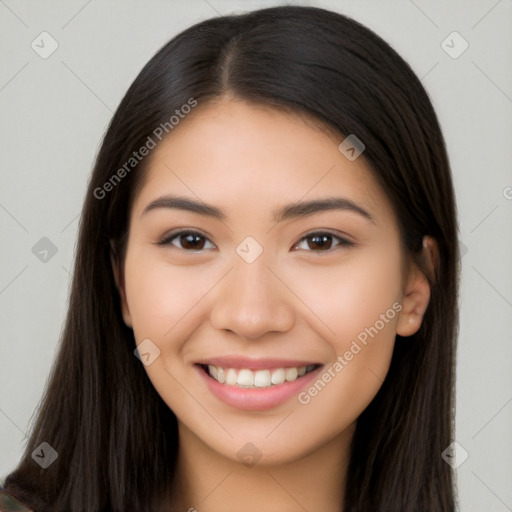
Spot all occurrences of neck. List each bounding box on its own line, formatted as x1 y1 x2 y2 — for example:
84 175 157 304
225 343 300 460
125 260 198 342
166 422 355 512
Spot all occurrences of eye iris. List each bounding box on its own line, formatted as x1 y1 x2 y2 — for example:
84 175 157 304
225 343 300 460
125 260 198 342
181 233 205 250
309 234 332 251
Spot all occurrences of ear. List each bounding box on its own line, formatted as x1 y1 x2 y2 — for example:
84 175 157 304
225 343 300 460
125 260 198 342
109 240 133 328
396 236 437 337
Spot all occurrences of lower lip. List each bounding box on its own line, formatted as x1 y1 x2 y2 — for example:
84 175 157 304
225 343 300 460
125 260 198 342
195 365 323 411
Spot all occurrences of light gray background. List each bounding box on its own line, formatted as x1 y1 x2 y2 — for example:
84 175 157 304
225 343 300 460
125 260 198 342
1 1 511 510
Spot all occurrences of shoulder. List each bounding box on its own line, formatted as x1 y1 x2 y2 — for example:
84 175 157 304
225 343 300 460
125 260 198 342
0 488 34 511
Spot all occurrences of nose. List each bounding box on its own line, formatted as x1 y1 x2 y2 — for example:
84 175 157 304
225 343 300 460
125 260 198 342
210 254 296 341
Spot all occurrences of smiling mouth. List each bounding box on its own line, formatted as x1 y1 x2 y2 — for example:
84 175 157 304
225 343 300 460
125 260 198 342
198 363 322 389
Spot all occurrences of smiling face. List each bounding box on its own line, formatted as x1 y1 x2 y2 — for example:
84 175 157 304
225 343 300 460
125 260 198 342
113 98 431 468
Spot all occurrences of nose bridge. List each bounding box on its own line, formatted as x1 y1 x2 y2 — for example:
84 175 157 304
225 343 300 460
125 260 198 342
210 246 295 340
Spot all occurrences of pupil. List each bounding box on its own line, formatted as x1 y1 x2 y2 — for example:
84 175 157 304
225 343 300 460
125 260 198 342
310 234 331 250
183 234 203 250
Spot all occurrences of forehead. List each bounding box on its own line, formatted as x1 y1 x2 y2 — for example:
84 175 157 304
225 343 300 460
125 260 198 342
132 99 394 225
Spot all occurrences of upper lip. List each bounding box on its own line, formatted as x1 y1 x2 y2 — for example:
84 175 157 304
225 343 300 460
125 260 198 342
196 356 321 370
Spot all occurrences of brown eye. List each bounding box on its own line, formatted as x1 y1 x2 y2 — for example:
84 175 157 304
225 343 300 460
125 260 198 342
156 230 215 251
307 233 334 251
294 232 355 252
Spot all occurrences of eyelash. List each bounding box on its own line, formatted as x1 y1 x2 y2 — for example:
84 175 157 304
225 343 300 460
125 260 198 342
155 229 355 253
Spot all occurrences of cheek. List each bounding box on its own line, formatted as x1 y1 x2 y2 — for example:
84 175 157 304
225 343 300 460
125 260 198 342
289 249 402 402
288 248 403 343
123 252 202 342
123 254 208 407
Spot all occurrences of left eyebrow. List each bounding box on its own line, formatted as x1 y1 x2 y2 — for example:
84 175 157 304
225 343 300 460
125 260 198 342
271 196 376 225
141 194 376 225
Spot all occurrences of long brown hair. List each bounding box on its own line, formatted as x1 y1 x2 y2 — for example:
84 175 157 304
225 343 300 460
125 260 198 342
2 6 460 511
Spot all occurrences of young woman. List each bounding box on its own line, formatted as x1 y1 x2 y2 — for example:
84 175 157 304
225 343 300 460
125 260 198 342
1 5 460 511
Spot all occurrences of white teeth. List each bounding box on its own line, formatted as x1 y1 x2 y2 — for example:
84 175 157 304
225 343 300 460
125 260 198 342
270 368 285 385
253 370 271 387
237 369 254 387
205 365 315 388
208 365 218 379
285 367 298 381
226 368 238 385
